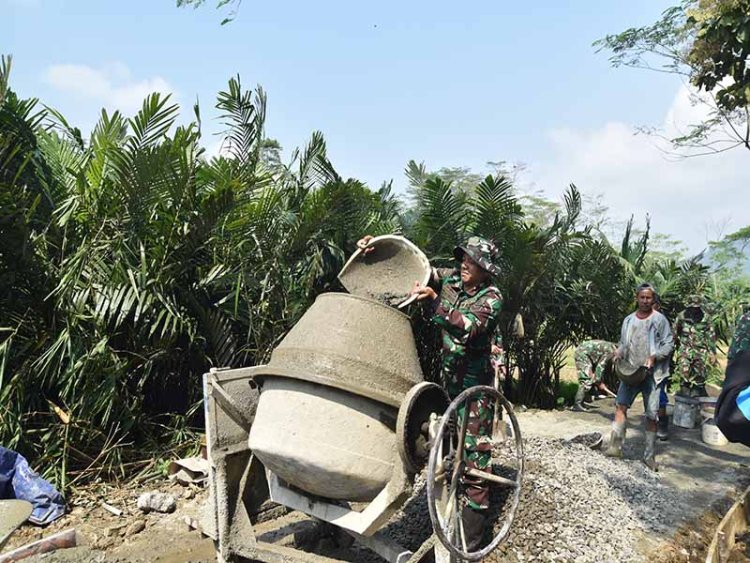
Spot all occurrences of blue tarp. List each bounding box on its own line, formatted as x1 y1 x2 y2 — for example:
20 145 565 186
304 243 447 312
0 447 65 525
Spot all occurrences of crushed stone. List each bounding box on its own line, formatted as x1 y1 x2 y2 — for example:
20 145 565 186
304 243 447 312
377 435 687 562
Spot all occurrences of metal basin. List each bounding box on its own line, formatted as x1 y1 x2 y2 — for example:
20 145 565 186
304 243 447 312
248 377 397 501
338 235 431 307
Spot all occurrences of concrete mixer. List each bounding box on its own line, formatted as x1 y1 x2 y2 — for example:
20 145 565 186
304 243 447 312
202 235 524 562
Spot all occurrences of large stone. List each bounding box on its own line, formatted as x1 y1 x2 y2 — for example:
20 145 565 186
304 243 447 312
136 492 176 514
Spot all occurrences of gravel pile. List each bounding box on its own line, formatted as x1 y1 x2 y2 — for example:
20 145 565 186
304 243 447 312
487 436 679 562
379 435 685 563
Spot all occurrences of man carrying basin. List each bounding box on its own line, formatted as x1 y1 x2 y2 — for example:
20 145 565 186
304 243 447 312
357 235 503 551
604 283 673 471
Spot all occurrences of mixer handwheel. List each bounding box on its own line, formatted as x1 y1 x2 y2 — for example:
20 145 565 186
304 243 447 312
425 385 523 561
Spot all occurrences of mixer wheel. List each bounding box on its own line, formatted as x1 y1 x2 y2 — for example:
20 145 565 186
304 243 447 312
425 385 524 561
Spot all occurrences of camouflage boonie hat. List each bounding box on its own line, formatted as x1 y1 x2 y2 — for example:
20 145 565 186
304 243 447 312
686 294 703 308
454 236 501 276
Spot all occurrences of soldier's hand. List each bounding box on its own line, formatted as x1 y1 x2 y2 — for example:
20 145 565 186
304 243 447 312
411 281 437 302
357 235 375 255
613 348 622 360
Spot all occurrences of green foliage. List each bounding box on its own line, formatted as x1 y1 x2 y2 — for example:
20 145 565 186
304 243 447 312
176 0 241 24
405 172 632 406
0 66 398 489
689 0 750 111
595 1 750 154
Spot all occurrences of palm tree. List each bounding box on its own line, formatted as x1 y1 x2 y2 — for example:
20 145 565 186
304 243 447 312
0 70 402 488
406 169 629 405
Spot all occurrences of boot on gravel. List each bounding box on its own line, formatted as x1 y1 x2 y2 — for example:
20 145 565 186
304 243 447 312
604 423 626 458
642 430 659 471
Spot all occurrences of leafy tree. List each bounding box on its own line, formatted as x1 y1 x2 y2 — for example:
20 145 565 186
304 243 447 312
176 0 241 24
595 1 750 155
0 66 398 488
708 224 750 275
406 173 633 406
688 0 750 112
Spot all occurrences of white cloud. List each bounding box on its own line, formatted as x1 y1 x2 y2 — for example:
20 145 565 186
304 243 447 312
535 84 750 254
43 63 174 116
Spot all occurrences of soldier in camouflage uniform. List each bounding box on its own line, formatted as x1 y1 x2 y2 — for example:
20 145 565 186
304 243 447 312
672 295 717 396
573 340 616 411
410 236 502 551
728 310 750 365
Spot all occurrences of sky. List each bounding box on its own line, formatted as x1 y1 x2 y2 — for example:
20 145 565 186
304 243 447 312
4 0 749 253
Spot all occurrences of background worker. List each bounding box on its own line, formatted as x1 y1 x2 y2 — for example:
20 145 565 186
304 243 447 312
604 283 673 471
672 295 717 398
572 340 617 412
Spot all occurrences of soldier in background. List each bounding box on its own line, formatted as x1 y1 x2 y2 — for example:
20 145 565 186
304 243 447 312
572 340 616 412
672 295 717 397
491 331 506 383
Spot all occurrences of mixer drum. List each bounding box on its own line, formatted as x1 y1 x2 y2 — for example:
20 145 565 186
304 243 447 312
247 292 424 501
256 292 424 407
249 377 397 501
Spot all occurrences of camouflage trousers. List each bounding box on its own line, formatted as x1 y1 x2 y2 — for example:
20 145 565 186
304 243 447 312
456 393 494 510
576 360 605 392
675 354 709 388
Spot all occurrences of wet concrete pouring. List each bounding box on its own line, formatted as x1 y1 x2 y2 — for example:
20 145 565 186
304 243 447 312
6 398 749 562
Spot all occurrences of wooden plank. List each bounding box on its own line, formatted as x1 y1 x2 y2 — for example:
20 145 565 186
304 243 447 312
706 485 750 563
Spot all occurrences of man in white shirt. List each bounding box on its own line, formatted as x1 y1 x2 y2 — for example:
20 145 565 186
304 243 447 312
604 283 674 471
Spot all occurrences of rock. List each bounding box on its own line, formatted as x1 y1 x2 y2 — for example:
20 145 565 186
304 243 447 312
104 524 126 538
126 519 146 536
95 536 116 550
136 491 176 514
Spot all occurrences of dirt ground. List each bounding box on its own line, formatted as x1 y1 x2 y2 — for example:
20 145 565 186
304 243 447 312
2 480 216 562
3 397 749 562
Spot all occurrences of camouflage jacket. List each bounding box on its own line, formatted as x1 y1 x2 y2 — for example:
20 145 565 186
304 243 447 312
575 340 616 366
728 311 750 364
431 268 503 395
673 312 717 356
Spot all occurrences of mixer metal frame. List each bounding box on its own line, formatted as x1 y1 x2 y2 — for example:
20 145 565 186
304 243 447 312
204 367 442 563
204 367 522 563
